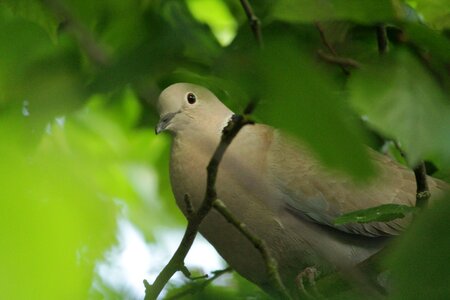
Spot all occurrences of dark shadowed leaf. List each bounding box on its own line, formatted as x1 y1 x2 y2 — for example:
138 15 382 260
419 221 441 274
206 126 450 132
389 195 450 299
405 23 450 63
2 0 59 41
271 0 405 24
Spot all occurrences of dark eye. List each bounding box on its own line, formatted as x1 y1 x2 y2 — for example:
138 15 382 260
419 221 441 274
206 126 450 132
186 92 196 104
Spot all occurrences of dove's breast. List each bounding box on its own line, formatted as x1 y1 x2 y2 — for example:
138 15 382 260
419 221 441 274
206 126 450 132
168 125 293 285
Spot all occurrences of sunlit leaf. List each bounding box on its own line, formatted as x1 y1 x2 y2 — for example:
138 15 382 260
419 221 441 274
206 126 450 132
407 0 450 29
186 0 238 46
0 141 118 300
334 204 417 225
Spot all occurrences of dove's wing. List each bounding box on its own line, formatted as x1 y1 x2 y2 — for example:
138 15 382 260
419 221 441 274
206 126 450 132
266 130 420 237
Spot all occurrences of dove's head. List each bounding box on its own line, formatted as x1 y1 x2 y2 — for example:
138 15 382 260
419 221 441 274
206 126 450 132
156 83 233 135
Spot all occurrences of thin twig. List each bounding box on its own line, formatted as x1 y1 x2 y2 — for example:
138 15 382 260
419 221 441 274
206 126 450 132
315 22 350 75
144 101 260 300
183 194 195 218
180 265 190 278
393 142 430 208
213 199 291 299
317 50 362 69
315 22 338 57
167 267 232 300
413 163 431 208
239 0 263 47
144 215 201 299
376 24 388 55
295 267 323 299
42 0 110 67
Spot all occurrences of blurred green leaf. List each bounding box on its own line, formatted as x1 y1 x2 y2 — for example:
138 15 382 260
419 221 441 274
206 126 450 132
334 204 417 225
213 26 375 179
0 13 56 103
271 0 405 24
62 0 148 52
405 23 450 63
186 0 238 46
404 23 450 92
256 34 375 179
161 0 222 64
0 140 118 300
1 0 59 41
0 88 182 299
89 1 222 94
349 49 450 166
407 0 450 29
388 195 450 299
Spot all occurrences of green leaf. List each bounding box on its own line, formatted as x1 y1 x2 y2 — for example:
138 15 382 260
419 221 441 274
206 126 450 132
161 0 222 63
404 23 450 63
62 0 148 51
1 0 60 42
256 34 375 180
0 139 118 300
348 49 450 166
334 204 417 225
404 23 450 93
271 0 405 24
408 0 450 29
186 0 238 46
388 195 450 299
0 14 56 101
214 27 375 179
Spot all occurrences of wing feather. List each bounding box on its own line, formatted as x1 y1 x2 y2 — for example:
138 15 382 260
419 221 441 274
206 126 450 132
267 131 421 237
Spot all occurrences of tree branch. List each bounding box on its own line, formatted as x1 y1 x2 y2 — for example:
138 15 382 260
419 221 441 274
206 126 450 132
413 163 431 208
394 142 431 208
166 267 232 300
376 24 388 55
315 22 351 75
183 194 195 218
239 0 263 47
315 22 339 57
317 49 362 69
144 100 288 299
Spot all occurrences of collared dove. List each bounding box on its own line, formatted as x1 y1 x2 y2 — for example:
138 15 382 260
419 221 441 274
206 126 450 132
155 82 447 292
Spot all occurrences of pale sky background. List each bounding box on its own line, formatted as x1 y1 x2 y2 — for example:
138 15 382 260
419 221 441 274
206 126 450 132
94 218 227 299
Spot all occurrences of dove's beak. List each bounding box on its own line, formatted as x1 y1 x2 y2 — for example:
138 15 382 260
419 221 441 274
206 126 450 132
155 112 177 134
